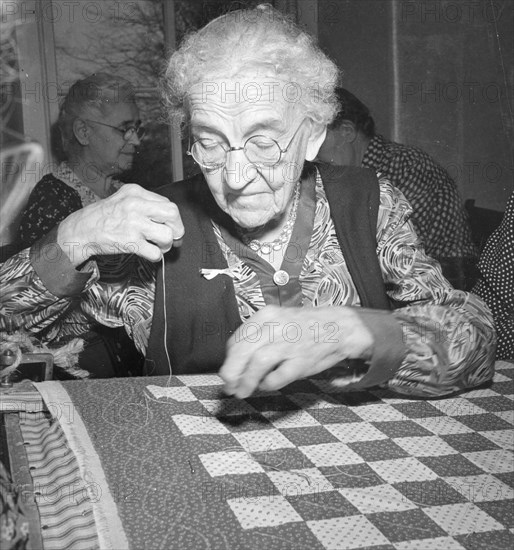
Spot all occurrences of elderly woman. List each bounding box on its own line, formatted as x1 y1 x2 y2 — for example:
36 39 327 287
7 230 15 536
14 73 145 378
18 73 144 248
1 5 495 396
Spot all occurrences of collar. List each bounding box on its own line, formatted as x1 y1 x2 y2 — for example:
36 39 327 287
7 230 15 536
53 161 122 206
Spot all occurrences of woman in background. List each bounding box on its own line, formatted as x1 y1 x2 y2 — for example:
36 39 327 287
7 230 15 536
17 73 145 378
18 73 144 247
316 87 477 290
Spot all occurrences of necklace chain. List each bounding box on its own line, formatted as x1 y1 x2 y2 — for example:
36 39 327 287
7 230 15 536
238 181 301 255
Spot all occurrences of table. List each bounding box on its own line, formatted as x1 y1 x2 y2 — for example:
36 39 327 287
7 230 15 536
1 361 513 549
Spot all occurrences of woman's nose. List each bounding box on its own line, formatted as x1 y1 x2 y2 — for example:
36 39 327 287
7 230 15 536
127 130 141 146
223 148 258 189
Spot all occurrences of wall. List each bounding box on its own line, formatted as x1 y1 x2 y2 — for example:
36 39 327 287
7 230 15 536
318 0 513 211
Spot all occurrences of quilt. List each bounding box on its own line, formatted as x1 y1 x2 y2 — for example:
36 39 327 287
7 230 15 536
24 360 514 549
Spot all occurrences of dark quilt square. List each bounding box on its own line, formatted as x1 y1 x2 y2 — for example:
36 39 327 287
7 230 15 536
391 401 445 419
476 500 514 528
367 509 447 542
280 379 322 394
495 472 514 489
455 529 514 550
333 391 383 407
201 471 280 501
372 420 434 438
319 463 385 488
215 411 273 432
418 454 485 477
465 396 514 412
348 439 409 462
490 381 514 394
393 479 467 506
190 385 227 400
279 426 340 446
286 490 359 520
246 394 299 412
252 447 315 471
491 379 514 395
441 433 502 453
452 413 512 432
309 406 363 424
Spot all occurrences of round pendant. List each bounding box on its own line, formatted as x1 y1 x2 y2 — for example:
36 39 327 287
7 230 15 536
273 270 290 286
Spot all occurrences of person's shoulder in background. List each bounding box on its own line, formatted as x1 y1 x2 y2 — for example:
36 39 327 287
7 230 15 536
472 192 514 360
17 173 83 250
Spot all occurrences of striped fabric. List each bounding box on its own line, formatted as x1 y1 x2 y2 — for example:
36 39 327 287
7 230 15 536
19 411 99 549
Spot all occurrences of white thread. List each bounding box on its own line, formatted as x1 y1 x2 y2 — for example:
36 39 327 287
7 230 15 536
161 255 172 381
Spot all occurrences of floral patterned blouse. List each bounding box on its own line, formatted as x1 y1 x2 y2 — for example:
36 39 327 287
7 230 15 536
1 172 496 397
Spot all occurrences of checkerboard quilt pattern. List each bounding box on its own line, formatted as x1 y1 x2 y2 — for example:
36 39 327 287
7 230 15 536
147 362 514 550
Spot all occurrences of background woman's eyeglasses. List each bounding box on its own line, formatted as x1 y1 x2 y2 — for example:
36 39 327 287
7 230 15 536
83 118 146 141
187 120 305 169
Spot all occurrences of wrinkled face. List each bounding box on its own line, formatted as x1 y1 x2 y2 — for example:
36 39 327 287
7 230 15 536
83 101 141 176
188 78 325 229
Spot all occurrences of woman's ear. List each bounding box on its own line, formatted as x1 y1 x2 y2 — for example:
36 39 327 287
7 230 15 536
305 122 327 161
340 120 357 143
73 118 90 146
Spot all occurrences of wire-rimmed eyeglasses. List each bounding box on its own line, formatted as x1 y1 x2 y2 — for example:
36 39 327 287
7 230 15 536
187 120 306 169
83 118 146 141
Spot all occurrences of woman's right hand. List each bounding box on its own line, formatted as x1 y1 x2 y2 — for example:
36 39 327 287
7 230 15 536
57 184 184 266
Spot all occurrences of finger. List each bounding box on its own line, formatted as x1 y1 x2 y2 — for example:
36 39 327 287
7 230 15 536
219 348 250 396
117 184 171 203
133 239 166 262
232 345 284 399
172 237 184 248
172 227 185 249
220 322 268 395
258 358 307 392
149 204 185 244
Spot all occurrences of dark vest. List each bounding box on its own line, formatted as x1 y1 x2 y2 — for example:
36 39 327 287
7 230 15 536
145 164 390 375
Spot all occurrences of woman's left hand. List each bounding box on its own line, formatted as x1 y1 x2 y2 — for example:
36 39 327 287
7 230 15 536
219 305 374 398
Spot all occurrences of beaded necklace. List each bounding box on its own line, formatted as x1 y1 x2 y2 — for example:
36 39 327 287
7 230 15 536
237 180 301 255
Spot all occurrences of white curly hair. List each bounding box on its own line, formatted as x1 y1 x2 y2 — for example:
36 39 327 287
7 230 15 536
162 3 340 132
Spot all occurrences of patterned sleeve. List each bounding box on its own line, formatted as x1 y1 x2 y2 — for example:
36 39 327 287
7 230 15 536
0 238 155 355
375 179 496 396
0 247 94 335
0 241 102 340
18 176 83 249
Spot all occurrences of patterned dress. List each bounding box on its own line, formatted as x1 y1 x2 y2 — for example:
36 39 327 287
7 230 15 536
0 171 496 396
472 193 514 359
18 162 121 249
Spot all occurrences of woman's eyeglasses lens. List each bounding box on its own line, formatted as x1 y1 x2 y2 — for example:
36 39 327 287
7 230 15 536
191 136 281 168
124 126 145 141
